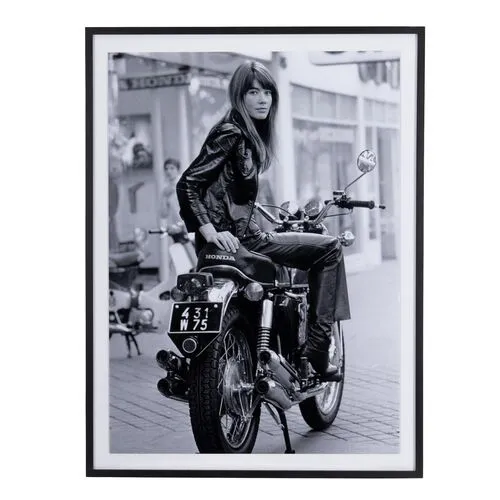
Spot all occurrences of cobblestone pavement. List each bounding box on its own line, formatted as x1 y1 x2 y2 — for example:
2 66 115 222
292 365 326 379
109 260 401 454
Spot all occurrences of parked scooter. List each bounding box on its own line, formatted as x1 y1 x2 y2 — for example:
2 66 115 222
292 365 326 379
109 222 197 357
109 227 149 357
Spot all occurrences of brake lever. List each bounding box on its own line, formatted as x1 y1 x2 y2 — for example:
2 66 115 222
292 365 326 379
323 210 353 219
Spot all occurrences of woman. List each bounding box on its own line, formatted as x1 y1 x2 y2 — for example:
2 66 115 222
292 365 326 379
176 61 350 377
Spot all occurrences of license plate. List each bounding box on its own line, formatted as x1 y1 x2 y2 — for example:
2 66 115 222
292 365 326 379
169 302 223 334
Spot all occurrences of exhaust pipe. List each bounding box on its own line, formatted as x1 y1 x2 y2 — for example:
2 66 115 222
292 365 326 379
255 378 293 410
258 349 300 386
257 348 338 408
156 350 189 403
156 349 183 372
157 377 188 403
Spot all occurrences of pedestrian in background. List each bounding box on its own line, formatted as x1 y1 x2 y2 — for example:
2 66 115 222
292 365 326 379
161 157 197 269
161 157 182 225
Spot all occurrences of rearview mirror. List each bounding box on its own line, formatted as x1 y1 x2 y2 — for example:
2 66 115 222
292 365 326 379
357 149 377 173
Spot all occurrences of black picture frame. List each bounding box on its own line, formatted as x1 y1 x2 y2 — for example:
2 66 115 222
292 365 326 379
86 26 424 478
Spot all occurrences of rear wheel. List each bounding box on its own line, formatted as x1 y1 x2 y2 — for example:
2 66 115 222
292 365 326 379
188 307 260 453
299 322 345 430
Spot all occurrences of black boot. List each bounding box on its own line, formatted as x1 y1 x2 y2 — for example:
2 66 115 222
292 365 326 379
303 345 338 377
304 262 340 377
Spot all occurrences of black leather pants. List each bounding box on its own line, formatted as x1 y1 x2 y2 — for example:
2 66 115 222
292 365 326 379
242 231 351 350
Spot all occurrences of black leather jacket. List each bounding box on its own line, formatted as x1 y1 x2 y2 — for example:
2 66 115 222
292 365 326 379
177 112 262 240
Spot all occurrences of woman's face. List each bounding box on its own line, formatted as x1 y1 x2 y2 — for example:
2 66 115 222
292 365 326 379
243 80 273 120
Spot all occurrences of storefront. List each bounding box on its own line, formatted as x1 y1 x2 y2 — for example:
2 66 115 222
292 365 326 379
110 51 400 274
364 98 400 260
110 53 273 272
291 85 360 257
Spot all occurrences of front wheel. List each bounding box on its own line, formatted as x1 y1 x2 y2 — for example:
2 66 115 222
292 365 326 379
299 322 345 430
188 306 260 453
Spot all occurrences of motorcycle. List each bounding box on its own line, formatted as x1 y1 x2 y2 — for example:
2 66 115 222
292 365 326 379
155 150 385 453
109 222 197 357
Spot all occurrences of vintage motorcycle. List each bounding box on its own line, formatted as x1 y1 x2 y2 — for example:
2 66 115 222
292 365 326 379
155 150 385 453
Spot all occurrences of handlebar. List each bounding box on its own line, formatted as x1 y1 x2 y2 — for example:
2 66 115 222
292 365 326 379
349 199 375 209
254 195 385 231
254 203 280 224
149 222 187 236
340 199 387 210
339 199 375 209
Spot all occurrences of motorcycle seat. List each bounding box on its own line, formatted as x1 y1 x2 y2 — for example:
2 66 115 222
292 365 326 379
109 249 144 269
196 242 280 285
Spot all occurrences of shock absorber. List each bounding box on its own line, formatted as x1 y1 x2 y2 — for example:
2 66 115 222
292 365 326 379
257 297 274 354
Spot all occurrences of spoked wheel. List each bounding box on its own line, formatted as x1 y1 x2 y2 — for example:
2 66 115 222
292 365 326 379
188 307 260 453
299 322 345 430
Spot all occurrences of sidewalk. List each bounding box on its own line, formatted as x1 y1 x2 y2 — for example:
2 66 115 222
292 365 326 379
109 260 401 454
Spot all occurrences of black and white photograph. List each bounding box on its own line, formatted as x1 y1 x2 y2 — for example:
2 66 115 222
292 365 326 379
88 28 424 477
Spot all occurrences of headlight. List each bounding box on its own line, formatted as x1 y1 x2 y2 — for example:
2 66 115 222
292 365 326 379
339 231 355 247
303 199 323 217
243 282 264 302
138 309 154 325
134 227 148 246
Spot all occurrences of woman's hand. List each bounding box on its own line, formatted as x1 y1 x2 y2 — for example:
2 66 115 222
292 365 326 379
199 223 240 253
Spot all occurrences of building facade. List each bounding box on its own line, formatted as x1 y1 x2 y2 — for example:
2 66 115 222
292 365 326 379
109 51 400 274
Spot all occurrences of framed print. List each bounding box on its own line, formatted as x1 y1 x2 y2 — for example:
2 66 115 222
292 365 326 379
87 27 424 477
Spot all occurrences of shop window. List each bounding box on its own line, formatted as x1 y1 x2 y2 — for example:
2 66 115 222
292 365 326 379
365 126 373 149
387 102 400 124
337 94 357 120
313 90 337 119
189 86 229 157
374 100 386 122
364 126 377 193
365 99 399 126
377 128 398 259
112 114 158 264
293 119 359 255
365 126 378 240
364 99 374 122
291 85 313 116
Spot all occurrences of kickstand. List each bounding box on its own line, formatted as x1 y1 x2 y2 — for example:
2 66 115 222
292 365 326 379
263 403 295 454
277 409 295 454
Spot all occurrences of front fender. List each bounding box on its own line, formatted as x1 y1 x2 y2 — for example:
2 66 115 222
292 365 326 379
206 279 239 317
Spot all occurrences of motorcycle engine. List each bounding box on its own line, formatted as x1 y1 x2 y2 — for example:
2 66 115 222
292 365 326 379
271 294 307 360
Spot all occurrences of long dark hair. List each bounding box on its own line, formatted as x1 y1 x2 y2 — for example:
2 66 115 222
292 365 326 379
215 61 279 172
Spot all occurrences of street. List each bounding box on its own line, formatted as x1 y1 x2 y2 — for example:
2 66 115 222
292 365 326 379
109 260 400 454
